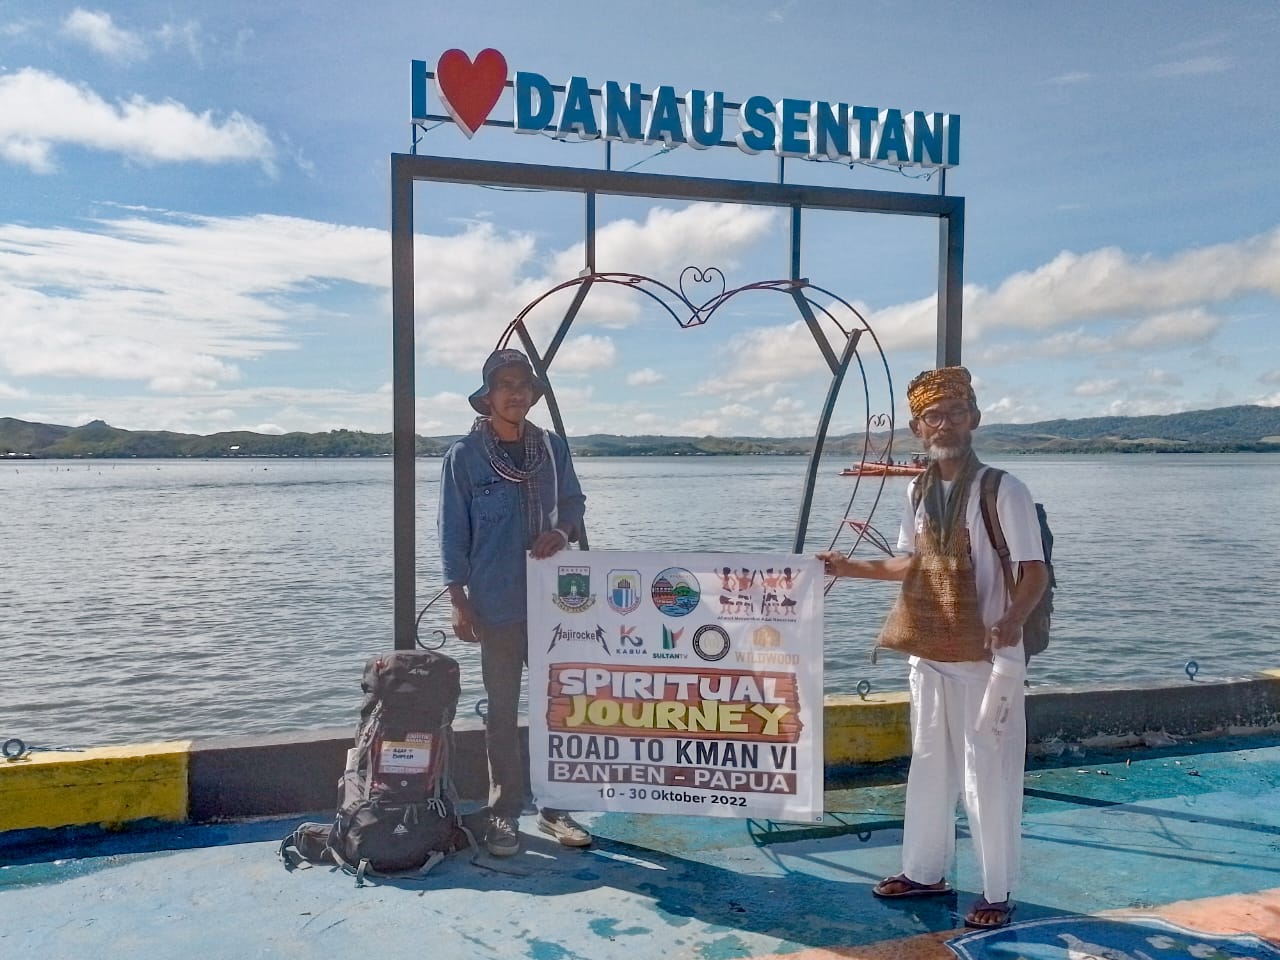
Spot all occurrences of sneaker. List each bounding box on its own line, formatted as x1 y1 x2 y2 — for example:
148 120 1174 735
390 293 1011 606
485 816 520 857
536 811 591 847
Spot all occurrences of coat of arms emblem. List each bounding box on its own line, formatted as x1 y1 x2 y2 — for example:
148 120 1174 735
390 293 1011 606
553 565 596 612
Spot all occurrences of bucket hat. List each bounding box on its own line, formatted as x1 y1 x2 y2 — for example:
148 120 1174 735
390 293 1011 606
468 348 547 415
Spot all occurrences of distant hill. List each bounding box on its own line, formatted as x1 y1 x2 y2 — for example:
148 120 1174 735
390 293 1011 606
976 405 1280 452
3 405 1280 459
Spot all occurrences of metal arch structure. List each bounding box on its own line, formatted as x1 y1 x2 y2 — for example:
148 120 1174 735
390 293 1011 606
486 271 895 554
391 153 965 649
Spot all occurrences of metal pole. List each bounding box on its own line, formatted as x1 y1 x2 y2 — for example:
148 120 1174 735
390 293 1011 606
789 205 802 281
936 199 965 367
585 191 596 272
391 157 417 650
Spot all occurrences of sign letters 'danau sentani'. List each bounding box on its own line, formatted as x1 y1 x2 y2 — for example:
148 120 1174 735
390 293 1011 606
527 551 824 822
413 49 959 169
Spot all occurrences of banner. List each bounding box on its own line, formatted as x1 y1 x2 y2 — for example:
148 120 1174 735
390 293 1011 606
527 551 823 822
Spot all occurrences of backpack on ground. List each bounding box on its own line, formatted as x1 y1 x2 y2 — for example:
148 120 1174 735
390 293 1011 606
279 649 473 885
977 468 1056 660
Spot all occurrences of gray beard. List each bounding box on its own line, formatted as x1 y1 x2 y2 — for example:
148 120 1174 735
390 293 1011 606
929 442 971 461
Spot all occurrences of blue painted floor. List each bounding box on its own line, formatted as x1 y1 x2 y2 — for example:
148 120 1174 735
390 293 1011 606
4 734 1280 960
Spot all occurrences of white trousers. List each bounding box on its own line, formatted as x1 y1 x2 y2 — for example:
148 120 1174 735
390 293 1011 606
900 659 1026 902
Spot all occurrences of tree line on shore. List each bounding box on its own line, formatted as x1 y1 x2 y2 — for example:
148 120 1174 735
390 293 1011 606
3 404 1280 459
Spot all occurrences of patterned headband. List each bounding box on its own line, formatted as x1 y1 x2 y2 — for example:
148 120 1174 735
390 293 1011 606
906 366 976 418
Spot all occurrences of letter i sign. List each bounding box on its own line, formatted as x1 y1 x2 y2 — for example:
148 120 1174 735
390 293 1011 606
434 48 508 138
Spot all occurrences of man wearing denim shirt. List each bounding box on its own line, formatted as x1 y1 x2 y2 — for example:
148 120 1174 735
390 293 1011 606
438 348 591 857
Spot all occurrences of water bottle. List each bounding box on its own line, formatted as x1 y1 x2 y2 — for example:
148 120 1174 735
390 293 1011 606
975 654 1021 739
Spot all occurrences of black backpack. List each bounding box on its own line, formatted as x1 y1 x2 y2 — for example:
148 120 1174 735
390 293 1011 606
279 649 473 885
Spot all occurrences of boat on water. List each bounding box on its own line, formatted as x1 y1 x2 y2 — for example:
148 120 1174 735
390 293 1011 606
840 453 929 477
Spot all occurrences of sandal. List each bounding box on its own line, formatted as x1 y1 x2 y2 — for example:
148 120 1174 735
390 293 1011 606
872 874 952 898
964 898 1016 929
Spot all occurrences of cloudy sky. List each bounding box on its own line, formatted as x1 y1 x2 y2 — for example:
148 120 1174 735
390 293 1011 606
2 1 1278 437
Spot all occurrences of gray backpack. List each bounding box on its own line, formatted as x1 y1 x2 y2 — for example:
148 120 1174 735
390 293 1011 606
279 650 472 885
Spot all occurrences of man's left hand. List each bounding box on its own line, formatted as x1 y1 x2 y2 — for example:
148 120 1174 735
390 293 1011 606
530 528 569 559
987 615 1023 650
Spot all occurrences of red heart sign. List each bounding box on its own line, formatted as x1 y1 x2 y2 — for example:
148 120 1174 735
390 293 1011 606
434 48 508 139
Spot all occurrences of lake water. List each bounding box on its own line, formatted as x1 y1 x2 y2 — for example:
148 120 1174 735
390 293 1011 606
4 453 1279 749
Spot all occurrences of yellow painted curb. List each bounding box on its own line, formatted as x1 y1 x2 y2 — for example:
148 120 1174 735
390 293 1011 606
823 693 912 765
0 741 192 832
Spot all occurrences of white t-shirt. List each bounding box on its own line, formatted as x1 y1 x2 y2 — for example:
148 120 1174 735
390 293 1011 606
897 466 1044 678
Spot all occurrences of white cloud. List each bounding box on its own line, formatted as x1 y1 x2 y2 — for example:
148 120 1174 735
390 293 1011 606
1104 396 1191 417
1113 308 1221 349
551 335 617 373
982 397 1025 420
542 204 776 329
0 68 275 173
1151 56 1231 78
973 234 1280 331
767 0 798 23
976 308 1225 366
759 412 810 435
156 20 202 62
253 423 285 435
678 417 724 436
1073 378 1119 397
1047 72 1091 85
0 201 774 433
63 9 146 62
625 368 664 386
1145 368 1182 386
691 320 830 396
1259 369 1280 386
867 228 1280 355
418 204 774 373
2 19 37 39
719 403 756 418
0 380 28 399
0 212 386 390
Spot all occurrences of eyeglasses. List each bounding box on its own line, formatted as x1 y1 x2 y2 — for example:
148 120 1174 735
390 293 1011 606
918 407 972 428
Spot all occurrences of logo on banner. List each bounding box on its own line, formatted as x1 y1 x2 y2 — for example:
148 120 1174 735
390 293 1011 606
553 565 596 612
616 624 645 656
548 623 610 655
651 567 700 617
715 567 804 622
753 625 782 647
693 624 731 662
653 625 685 659
606 569 642 615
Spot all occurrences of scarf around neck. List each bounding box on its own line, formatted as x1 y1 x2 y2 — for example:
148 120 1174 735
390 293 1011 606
917 449 981 551
473 416 552 545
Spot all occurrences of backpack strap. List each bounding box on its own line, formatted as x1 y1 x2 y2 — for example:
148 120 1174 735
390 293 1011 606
978 467 1017 597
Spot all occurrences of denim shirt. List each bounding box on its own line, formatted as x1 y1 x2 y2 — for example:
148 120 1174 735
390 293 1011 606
438 426 586 628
